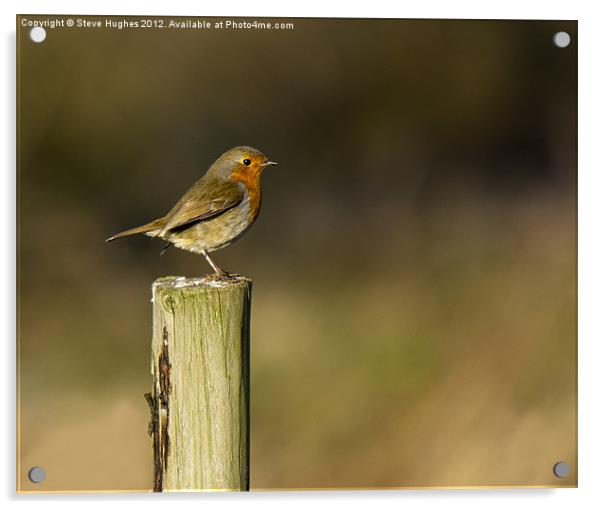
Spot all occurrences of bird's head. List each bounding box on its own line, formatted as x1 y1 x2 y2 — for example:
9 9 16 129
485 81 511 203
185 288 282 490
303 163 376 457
208 146 277 182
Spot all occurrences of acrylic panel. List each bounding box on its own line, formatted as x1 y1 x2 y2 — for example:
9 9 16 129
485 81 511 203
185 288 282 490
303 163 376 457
16 15 577 492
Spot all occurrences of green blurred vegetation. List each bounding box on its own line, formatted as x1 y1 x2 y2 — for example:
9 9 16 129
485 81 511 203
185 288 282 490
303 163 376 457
17 17 576 490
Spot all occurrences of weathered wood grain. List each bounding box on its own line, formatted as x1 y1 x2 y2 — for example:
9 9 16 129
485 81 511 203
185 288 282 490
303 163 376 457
147 275 251 492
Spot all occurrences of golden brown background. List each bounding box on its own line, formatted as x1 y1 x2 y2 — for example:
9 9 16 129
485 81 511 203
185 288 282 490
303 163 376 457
17 16 577 491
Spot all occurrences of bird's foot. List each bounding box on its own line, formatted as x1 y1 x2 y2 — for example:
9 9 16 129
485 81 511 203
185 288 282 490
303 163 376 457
206 270 240 281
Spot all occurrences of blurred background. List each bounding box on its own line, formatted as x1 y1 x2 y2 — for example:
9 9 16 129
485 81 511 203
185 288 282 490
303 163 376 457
17 17 576 491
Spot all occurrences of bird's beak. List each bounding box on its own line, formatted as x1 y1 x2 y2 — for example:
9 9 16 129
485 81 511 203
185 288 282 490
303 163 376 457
261 161 278 167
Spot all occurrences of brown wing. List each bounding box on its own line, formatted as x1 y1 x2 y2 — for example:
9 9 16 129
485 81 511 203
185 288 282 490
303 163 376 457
158 177 244 236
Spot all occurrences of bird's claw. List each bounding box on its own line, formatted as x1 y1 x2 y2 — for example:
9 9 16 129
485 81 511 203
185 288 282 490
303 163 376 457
206 270 239 281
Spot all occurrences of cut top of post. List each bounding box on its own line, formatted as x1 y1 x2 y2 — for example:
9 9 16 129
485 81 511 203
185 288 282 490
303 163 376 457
152 275 252 293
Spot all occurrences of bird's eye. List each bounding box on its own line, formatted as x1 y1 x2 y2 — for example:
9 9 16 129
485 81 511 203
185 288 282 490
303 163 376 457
243 159 252 166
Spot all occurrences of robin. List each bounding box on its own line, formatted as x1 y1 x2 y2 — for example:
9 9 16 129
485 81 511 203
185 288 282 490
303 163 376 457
106 146 277 277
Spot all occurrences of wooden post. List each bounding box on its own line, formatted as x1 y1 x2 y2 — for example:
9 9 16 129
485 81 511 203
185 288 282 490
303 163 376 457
146 275 251 492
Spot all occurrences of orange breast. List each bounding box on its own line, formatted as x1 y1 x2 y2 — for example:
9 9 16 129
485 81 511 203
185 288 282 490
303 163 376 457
231 168 262 221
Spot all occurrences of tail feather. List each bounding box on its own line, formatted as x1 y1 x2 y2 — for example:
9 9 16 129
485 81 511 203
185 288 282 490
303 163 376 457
105 218 166 242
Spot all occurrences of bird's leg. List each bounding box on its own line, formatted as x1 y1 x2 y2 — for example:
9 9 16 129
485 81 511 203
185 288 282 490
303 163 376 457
201 249 228 278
